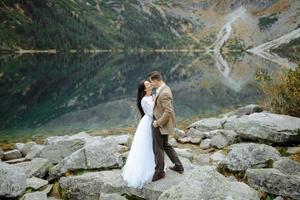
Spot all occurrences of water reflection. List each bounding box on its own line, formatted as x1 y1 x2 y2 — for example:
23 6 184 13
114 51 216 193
0 51 287 140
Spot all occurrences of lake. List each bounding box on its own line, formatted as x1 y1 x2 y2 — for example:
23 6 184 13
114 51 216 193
0 51 289 141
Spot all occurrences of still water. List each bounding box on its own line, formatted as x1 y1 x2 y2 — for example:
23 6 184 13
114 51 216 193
0 51 286 141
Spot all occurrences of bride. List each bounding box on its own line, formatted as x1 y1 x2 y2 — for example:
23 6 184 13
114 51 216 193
122 80 156 188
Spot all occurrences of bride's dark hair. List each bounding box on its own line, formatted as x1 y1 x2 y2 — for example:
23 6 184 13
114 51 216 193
137 80 146 117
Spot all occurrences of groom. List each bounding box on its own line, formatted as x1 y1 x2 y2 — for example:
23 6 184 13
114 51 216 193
148 71 184 182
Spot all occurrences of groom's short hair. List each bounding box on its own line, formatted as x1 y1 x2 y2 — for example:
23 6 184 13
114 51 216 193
148 71 162 81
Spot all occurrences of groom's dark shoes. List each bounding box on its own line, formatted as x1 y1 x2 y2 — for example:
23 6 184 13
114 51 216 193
169 165 184 174
152 172 165 182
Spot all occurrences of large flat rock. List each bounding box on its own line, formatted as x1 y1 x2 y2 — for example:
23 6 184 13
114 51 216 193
224 112 300 143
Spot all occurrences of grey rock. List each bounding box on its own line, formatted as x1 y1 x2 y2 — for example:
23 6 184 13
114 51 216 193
188 117 226 131
47 197 62 200
41 184 53 194
100 193 127 200
174 148 193 160
273 197 284 200
0 162 26 197
210 150 227 164
45 132 93 145
287 146 300 154
211 134 229 149
273 158 300 176
0 148 4 160
220 104 265 118
185 128 206 139
5 157 27 164
3 149 22 161
14 143 25 152
21 191 47 200
221 143 281 171
209 130 239 148
158 166 259 200
26 177 49 190
174 128 185 139
25 144 45 160
21 142 37 156
193 154 210 166
14 158 53 178
224 112 300 143
60 156 195 200
177 136 192 144
15 142 37 156
103 134 132 146
200 138 211 149
35 139 85 164
190 137 202 144
49 140 123 181
169 138 177 147
246 168 300 199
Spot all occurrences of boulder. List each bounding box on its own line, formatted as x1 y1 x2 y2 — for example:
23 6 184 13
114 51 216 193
3 149 22 160
15 142 36 156
200 139 211 149
177 136 192 144
49 140 123 181
34 139 85 164
193 154 210 166
0 148 4 160
210 150 227 164
209 130 239 148
5 157 27 164
21 142 37 156
188 117 226 131
224 112 300 143
287 146 300 154
60 156 195 200
273 197 284 200
14 143 25 152
221 143 281 171
158 166 259 200
25 144 45 160
174 148 193 160
174 128 185 139
246 168 300 199
0 162 26 197
26 177 49 190
219 104 265 118
21 191 47 200
100 193 127 200
45 132 93 145
273 158 300 176
169 138 177 147
103 134 132 146
13 158 53 178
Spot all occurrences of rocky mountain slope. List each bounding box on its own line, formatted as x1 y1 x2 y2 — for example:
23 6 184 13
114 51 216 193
1 0 300 55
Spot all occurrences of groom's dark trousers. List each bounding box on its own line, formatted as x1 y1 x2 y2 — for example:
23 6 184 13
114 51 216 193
152 123 182 174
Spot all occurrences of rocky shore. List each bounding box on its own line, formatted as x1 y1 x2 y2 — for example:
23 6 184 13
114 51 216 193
1 104 300 200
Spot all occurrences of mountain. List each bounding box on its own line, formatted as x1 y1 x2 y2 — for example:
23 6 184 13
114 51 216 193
1 0 300 54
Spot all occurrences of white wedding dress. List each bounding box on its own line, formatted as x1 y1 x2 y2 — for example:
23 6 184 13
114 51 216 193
122 95 155 188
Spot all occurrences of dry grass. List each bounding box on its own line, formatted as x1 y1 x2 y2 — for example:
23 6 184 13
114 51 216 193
252 0 291 16
258 66 300 117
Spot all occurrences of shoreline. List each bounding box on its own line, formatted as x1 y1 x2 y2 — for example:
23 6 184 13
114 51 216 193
0 106 235 150
1 104 300 200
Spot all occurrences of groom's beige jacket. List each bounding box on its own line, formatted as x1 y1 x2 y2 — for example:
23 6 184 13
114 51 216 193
153 84 176 135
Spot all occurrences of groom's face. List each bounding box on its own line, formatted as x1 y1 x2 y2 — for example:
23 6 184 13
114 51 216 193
149 78 159 89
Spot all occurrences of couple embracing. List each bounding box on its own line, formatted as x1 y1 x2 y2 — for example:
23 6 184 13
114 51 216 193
122 71 184 188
